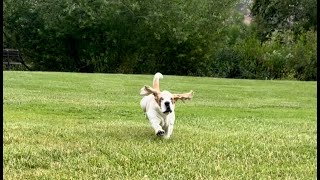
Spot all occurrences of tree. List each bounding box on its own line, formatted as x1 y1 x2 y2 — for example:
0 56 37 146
3 0 236 74
251 0 317 41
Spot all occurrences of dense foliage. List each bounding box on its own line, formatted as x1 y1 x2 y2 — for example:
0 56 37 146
251 0 317 42
3 0 317 80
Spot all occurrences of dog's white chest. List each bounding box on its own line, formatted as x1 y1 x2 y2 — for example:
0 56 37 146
158 112 175 128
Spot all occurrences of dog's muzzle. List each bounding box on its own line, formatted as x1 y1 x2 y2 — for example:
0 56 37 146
163 101 172 114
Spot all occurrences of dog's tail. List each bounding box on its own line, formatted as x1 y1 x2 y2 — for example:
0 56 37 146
153 72 163 91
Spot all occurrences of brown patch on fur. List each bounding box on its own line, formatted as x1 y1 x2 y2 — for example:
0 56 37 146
155 95 162 106
173 91 194 102
143 86 162 106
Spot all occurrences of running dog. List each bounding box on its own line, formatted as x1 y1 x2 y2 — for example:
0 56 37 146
140 72 193 138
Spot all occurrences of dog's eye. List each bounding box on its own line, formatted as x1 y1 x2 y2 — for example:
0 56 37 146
159 97 164 101
171 98 174 103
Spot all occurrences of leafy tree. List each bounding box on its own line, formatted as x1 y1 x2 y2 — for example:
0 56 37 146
3 0 317 81
4 0 236 74
251 0 317 41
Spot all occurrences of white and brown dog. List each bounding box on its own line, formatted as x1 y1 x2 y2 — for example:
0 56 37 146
140 72 193 138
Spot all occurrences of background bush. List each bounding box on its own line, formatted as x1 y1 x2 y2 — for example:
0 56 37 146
3 0 317 80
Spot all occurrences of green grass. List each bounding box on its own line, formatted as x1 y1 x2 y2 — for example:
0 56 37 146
3 71 316 179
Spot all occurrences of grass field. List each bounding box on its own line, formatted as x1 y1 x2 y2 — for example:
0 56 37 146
3 71 317 179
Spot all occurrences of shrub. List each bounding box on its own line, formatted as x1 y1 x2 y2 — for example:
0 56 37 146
287 30 317 80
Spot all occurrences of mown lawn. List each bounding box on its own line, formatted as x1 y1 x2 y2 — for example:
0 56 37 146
3 71 317 179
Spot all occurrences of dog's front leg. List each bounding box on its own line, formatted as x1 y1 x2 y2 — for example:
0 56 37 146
150 119 165 136
164 114 175 139
147 113 165 136
164 124 174 139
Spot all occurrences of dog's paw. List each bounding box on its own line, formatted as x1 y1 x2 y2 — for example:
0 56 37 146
156 130 165 137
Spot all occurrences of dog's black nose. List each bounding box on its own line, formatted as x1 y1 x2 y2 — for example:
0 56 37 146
164 101 170 106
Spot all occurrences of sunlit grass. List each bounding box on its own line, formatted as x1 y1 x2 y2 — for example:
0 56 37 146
3 71 317 179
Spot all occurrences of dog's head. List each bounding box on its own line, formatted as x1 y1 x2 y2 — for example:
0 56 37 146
140 85 193 115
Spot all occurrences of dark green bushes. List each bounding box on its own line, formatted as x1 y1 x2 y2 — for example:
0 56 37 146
209 28 317 80
3 0 316 80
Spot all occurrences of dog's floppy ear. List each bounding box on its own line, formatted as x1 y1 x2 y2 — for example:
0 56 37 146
140 86 160 96
173 90 194 102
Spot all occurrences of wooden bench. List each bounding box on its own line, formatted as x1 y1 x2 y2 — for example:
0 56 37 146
3 49 31 70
